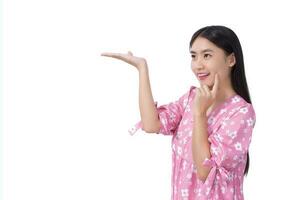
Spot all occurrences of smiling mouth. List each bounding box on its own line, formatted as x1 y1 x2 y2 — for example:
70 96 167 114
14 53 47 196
197 73 210 80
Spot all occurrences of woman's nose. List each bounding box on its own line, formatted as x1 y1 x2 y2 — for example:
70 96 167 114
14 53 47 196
193 62 204 70
195 57 205 68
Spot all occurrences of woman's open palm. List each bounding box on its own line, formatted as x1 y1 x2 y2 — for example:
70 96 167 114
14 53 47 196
101 51 147 70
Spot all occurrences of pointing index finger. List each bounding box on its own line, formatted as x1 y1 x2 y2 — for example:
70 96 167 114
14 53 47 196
211 73 219 97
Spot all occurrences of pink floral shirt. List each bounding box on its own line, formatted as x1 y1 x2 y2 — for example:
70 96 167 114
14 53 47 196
128 86 256 200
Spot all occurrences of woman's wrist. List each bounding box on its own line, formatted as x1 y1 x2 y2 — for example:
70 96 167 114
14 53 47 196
137 61 148 72
193 112 207 120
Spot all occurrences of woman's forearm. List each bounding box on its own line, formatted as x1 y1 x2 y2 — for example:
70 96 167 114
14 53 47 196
192 114 212 181
138 64 160 132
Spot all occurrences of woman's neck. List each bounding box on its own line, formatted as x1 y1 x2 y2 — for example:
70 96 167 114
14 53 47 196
208 86 236 114
217 88 237 102
205 76 236 114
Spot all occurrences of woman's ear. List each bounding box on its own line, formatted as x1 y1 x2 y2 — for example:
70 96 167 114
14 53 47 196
227 53 236 68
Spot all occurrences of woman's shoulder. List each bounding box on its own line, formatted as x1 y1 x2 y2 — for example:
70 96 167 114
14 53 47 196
186 85 197 96
227 95 256 121
185 85 197 100
236 95 255 113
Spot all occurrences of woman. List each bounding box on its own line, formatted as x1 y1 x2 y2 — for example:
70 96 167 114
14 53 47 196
102 25 256 200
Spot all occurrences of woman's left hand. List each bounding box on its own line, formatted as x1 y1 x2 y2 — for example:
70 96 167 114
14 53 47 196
193 73 220 116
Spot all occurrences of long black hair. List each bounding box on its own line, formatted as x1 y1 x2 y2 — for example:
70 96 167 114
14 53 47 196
189 25 252 176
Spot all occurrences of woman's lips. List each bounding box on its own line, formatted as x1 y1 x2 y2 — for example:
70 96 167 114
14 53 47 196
197 73 210 80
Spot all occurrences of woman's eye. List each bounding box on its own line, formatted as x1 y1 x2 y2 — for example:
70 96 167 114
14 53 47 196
204 54 211 59
191 55 196 59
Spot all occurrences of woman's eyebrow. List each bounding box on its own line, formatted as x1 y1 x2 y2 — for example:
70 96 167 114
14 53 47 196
190 49 214 54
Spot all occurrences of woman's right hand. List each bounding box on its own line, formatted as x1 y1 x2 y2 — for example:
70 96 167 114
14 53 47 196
101 51 147 71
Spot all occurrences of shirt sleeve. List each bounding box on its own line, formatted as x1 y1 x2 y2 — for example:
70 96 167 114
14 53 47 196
199 103 256 199
128 86 194 136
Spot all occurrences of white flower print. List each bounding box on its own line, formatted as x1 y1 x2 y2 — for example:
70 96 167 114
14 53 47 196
208 116 216 125
177 146 182 155
194 188 202 196
234 142 242 151
229 110 235 115
231 96 241 103
221 186 226 194
238 155 244 163
206 187 211 195
240 184 243 194
177 131 183 137
228 131 237 139
185 104 191 112
211 146 219 155
247 117 255 127
161 118 167 126
181 189 189 197
220 120 228 129
220 154 226 162
214 133 224 142
220 108 227 114
239 107 248 114
170 112 176 122
183 119 189 125
233 155 238 161
228 172 233 181
183 137 188 144
183 98 188 107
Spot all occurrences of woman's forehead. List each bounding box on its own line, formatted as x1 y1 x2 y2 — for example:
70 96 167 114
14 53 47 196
190 37 219 52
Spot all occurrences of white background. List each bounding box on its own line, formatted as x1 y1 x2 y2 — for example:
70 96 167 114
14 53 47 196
3 0 300 199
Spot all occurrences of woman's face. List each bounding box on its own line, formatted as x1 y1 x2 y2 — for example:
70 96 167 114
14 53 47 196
190 36 235 89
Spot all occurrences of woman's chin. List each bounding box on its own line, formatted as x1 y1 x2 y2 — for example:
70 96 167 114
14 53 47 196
199 80 212 87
